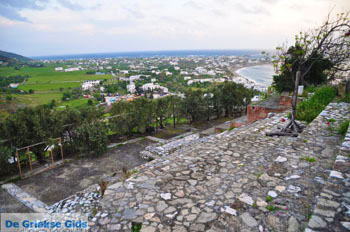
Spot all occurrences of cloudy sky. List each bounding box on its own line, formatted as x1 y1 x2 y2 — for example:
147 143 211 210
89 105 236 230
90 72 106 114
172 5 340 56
0 0 348 57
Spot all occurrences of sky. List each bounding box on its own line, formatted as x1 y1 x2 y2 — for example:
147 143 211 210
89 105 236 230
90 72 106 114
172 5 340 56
0 0 349 57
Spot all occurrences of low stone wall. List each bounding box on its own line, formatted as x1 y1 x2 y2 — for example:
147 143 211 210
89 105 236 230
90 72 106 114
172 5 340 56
306 112 350 232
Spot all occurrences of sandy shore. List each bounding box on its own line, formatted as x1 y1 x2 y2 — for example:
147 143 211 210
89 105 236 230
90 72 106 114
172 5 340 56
229 62 271 91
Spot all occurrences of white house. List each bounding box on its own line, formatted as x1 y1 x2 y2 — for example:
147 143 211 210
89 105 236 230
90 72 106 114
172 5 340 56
82 80 100 90
65 67 80 72
55 67 63 71
129 75 141 81
9 83 20 88
180 71 188 75
142 83 168 93
184 76 192 81
127 83 136 93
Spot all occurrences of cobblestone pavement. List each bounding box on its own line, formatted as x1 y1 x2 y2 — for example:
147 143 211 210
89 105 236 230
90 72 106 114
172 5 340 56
89 102 350 231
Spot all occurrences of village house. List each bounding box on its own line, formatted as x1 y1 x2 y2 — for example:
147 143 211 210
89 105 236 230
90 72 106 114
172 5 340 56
81 80 100 90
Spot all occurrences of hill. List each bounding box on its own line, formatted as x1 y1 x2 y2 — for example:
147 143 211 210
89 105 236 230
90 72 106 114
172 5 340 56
0 50 31 62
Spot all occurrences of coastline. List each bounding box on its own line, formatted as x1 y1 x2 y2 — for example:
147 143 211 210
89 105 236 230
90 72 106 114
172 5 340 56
229 63 273 91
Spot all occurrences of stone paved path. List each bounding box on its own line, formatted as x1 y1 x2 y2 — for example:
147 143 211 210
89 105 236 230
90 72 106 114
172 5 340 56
89 103 350 231
2 183 48 213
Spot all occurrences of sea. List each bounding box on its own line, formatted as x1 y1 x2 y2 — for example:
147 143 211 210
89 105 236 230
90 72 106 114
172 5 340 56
31 49 265 60
236 64 275 86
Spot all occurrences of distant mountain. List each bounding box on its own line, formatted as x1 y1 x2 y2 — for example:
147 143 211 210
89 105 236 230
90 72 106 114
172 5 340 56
0 50 31 62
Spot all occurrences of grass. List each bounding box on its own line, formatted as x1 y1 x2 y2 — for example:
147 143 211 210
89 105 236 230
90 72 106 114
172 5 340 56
266 205 278 212
296 86 336 123
19 82 81 91
58 98 97 108
299 156 316 163
0 67 114 83
337 120 350 136
16 92 62 106
266 196 273 202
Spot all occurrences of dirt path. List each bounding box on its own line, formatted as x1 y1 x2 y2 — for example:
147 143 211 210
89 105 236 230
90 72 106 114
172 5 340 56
15 139 153 206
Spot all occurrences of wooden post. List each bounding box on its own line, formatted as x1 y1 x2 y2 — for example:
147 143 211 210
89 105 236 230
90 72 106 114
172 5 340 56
291 71 301 122
59 137 64 163
27 148 32 171
16 150 22 179
50 149 54 164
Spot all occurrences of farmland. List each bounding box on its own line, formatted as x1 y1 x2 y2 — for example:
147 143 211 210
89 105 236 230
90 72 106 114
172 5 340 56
0 66 114 108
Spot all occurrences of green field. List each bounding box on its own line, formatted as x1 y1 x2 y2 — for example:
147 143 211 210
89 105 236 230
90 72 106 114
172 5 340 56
19 82 81 91
15 92 63 106
58 98 97 108
0 66 113 107
0 66 114 91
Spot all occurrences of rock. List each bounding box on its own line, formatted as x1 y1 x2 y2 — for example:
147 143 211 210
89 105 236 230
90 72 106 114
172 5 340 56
239 193 254 206
341 222 350 230
285 175 301 180
314 208 335 218
318 198 340 208
222 206 237 216
288 216 299 232
156 201 168 211
188 179 197 186
123 208 136 220
197 212 217 223
142 226 157 232
205 200 215 206
275 156 287 163
309 215 327 228
240 212 258 227
256 197 268 207
160 193 172 200
287 185 301 193
267 215 280 230
144 213 155 220
275 186 286 192
268 191 278 198
330 170 344 179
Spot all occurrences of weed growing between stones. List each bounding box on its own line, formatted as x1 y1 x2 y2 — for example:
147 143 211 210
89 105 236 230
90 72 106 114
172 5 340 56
266 205 278 211
122 167 131 180
300 156 316 162
131 222 142 232
98 180 109 198
266 196 273 202
337 120 350 136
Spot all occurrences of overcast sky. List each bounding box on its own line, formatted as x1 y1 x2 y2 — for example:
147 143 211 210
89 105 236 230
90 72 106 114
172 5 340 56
0 0 348 57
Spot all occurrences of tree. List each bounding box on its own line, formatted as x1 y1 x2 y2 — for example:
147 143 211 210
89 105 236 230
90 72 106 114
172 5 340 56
268 11 350 135
28 89 34 94
75 121 109 157
168 95 183 128
273 46 333 92
182 89 204 123
87 99 93 105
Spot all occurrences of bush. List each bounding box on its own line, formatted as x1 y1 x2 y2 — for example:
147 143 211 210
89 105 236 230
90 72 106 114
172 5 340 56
296 86 336 123
337 120 350 136
338 93 350 103
75 121 109 157
0 146 16 178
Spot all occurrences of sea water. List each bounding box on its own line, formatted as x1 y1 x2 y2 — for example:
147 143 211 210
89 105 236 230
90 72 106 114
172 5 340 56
236 64 275 86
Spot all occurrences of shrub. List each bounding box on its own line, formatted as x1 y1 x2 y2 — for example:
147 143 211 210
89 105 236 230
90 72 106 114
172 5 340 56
337 120 350 136
338 93 350 103
296 86 336 123
0 146 16 178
